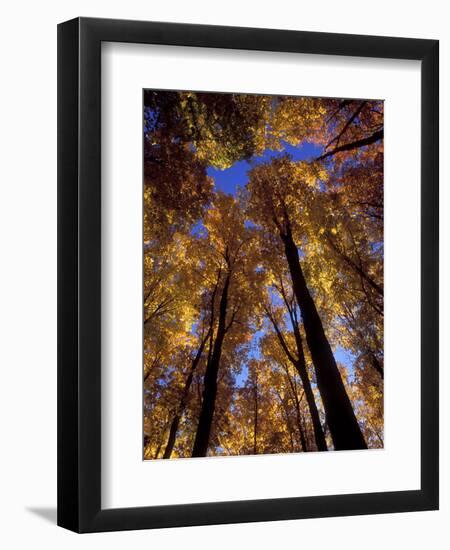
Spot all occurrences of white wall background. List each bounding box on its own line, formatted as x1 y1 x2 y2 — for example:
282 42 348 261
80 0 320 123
0 1 447 547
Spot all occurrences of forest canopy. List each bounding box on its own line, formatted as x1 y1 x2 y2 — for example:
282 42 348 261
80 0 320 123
143 90 384 459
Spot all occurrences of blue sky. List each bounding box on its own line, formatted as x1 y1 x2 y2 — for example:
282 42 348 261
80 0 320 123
208 141 321 195
204 140 355 388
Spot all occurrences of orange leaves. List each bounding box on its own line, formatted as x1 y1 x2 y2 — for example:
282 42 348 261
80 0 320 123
143 92 384 457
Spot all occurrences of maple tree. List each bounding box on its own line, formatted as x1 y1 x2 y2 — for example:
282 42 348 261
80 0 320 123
143 91 384 458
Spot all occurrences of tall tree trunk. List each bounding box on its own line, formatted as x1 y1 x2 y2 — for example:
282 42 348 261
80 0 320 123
275 389 295 452
280 223 367 450
282 365 309 452
153 436 164 459
370 353 384 379
163 329 211 459
295 406 308 453
267 310 327 452
290 315 328 452
192 273 231 457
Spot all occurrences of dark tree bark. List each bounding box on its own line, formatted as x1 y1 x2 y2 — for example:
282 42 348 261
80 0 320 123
266 309 326 452
153 442 162 460
279 222 367 450
162 329 211 459
370 353 384 380
192 272 231 457
317 129 383 160
275 389 296 452
290 316 328 452
275 281 329 451
282 363 309 452
294 403 308 453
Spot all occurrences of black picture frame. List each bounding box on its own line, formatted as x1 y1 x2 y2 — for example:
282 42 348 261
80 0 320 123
57 17 439 533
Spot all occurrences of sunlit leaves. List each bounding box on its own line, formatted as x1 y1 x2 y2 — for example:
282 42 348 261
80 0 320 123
143 91 384 457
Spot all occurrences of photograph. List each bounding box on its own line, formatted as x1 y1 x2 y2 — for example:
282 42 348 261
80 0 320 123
0 0 443 543
143 91 384 459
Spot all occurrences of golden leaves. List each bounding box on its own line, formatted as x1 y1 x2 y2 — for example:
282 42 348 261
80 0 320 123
143 92 384 457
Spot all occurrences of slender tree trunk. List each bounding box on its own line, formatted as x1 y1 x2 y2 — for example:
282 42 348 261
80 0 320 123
370 353 384 379
283 368 308 452
162 414 181 460
153 439 163 459
280 223 367 450
295 406 308 453
290 318 328 452
294 360 326 450
267 310 327 452
275 389 295 452
192 273 230 457
162 329 211 459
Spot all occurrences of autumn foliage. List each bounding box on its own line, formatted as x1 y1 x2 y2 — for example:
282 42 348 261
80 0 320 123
143 91 384 458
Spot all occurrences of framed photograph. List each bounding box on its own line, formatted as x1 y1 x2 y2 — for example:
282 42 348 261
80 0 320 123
57 17 439 532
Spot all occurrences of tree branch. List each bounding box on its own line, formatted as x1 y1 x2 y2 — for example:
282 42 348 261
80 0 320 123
317 129 383 161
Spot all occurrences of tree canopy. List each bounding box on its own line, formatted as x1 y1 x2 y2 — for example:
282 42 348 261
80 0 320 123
143 91 384 458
